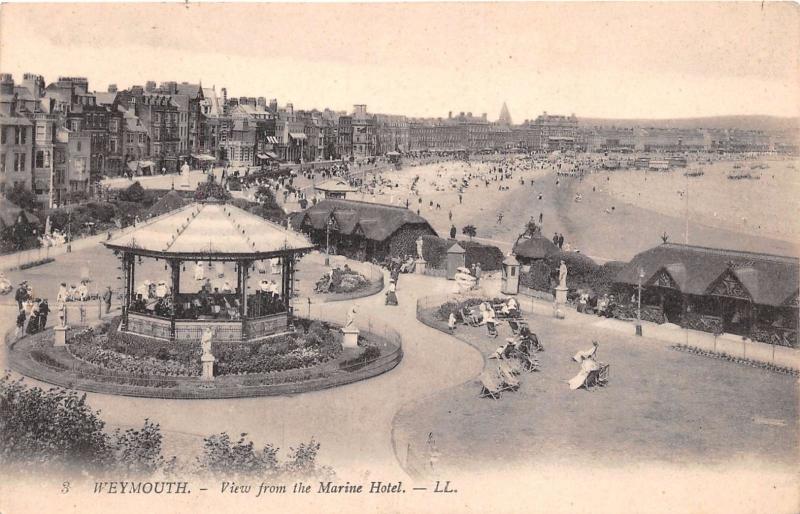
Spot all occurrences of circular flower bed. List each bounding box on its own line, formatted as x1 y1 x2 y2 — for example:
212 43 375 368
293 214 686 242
66 317 343 377
314 265 371 294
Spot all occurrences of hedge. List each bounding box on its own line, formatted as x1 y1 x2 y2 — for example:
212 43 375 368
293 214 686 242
520 253 626 296
420 236 503 271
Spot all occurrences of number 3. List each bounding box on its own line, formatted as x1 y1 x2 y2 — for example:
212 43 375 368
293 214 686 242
61 481 70 494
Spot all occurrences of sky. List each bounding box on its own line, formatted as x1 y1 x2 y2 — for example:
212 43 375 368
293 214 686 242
1 2 798 121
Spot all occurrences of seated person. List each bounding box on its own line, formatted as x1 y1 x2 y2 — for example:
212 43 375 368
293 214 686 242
136 280 150 300
568 354 601 390
68 284 79 301
221 280 234 294
57 283 69 303
155 280 170 298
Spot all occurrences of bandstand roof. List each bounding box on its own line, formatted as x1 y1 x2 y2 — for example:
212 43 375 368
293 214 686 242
104 201 315 259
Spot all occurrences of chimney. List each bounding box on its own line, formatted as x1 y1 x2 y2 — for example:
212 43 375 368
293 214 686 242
448 111 452 119
0 73 14 95
482 113 487 121
108 84 118 93
269 99 278 113
145 81 156 92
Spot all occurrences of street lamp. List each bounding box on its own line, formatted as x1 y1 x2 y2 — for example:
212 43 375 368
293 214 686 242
636 267 645 336
325 217 333 267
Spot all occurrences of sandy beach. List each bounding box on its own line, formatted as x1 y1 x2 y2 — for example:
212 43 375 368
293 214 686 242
340 156 799 263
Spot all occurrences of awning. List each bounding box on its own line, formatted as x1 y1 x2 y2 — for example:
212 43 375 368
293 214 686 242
289 132 307 140
265 136 279 144
257 152 279 160
191 154 216 161
127 160 155 172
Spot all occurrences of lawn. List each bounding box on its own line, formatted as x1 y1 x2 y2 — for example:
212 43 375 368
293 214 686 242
398 306 798 474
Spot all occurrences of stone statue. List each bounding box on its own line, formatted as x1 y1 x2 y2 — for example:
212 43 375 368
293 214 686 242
345 306 357 329
416 237 424 260
181 161 191 188
201 327 214 357
558 260 568 288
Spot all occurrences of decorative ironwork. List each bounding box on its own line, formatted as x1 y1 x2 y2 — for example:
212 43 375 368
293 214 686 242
650 268 677 289
707 270 751 299
751 325 798 348
725 259 756 270
681 312 724 335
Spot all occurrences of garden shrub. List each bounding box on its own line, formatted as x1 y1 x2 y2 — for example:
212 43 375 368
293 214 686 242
435 297 485 321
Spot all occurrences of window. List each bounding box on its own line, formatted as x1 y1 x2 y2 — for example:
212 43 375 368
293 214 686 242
110 139 117 153
139 134 144 144
36 124 47 140
77 141 82 152
127 133 134 144
0 153 5 173
36 150 45 168
15 127 26 145
1 127 5 144
14 153 26 172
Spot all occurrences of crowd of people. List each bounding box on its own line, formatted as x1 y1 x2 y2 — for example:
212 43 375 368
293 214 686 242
14 281 50 337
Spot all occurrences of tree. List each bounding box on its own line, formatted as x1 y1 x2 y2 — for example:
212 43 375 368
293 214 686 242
5 183 39 212
0 374 168 475
462 225 477 241
118 181 145 203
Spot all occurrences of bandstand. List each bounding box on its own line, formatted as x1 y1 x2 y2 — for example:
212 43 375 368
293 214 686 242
104 200 315 343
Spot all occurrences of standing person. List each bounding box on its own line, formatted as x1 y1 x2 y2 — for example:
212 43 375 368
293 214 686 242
22 297 35 335
558 233 565 249
475 263 482 286
539 212 543 224
450 225 457 239
38 299 49 331
102 286 113 314
15 308 26 338
553 232 559 246
16 281 31 310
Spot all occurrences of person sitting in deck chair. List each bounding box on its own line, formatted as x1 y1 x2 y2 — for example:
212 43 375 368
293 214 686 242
573 340 599 363
568 354 602 390
484 304 498 338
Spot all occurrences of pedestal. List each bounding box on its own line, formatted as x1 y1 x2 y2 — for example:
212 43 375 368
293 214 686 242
415 258 427 275
341 326 360 349
554 285 568 305
201 353 216 381
54 325 69 347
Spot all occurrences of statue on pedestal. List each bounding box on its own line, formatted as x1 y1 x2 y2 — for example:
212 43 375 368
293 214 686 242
558 260 568 289
180 161 191 188
416 237 425 261
201 327 214 357
345 306 357 329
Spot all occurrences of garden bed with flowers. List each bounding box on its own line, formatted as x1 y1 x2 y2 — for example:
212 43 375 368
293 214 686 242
6 317 402 398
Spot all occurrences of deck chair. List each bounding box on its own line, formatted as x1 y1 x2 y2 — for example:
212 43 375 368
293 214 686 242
461 308 479 326
498 358 522 376
508 319 529 335
479 371 503 399
519 352 540 372
497 365 520 391
585 363 610 390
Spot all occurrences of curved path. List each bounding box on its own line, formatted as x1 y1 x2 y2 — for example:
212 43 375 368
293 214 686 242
0 262 483 478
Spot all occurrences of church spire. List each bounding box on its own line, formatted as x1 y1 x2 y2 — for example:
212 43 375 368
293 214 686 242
498 102 513 125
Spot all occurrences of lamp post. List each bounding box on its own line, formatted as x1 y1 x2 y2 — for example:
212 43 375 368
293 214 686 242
325 218 333 267
636 267 645 336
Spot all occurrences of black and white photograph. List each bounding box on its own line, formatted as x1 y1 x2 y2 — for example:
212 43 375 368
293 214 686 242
0 2 798 513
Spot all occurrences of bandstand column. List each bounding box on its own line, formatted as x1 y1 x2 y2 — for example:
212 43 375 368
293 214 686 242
286 254 295 325
121 252 132 331
170 259 180 341
239 259 249 341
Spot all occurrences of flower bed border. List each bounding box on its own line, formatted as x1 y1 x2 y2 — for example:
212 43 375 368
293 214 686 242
5 325 402 399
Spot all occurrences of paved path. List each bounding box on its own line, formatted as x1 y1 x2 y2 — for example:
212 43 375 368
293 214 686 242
0 256 483 477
